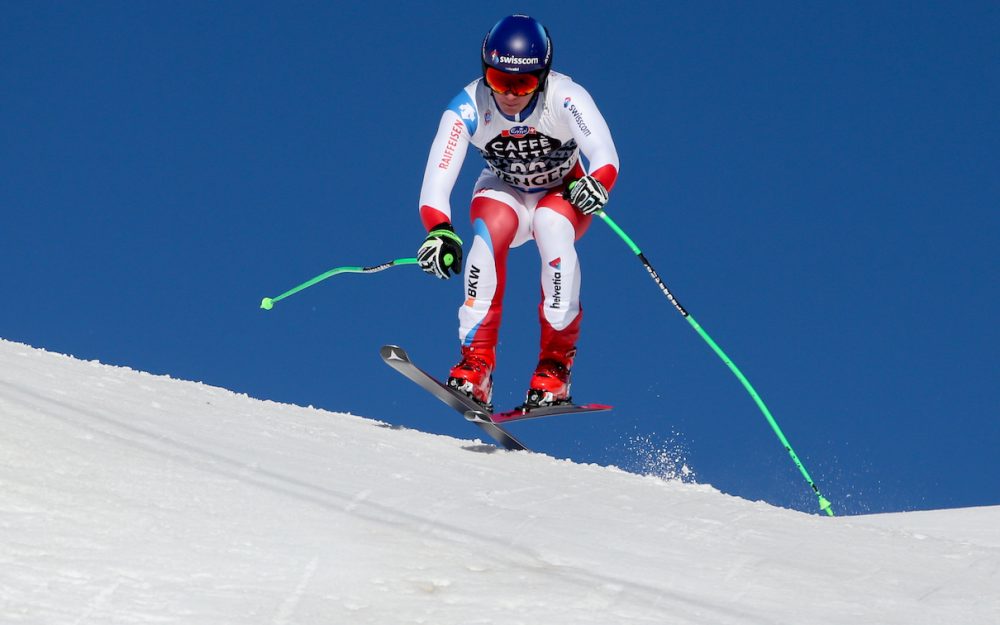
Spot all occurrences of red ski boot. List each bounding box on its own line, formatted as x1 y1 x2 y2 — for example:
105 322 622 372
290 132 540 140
525 349 576 408
448 346 494 408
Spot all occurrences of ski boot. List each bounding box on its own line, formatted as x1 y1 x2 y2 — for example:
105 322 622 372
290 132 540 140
524 349 575 408
448 346 494 409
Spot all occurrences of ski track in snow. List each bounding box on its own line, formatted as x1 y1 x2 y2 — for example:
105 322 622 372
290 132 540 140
1 338 998 624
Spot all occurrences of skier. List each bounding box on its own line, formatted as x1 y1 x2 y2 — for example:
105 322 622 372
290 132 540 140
416 14 619 409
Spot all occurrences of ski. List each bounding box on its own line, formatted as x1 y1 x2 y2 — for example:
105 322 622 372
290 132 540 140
379 345 528 451
470 402 612 425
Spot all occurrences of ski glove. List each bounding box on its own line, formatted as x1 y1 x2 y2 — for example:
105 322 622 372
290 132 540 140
417 222 463 279
566 176 609 215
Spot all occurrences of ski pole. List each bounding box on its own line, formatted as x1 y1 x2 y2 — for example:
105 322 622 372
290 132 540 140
597 209 834 516
260 256 430 310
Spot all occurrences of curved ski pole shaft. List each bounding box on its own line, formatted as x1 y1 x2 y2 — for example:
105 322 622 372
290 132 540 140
597 210 833 516
261 257 421 310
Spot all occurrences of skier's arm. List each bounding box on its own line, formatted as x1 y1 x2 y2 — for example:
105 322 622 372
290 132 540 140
559 81 619 192
418 91 476 230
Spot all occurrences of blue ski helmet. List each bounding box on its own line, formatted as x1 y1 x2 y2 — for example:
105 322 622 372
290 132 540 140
481 15 553 90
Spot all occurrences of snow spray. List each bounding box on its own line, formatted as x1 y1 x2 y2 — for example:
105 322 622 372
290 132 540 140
596 209 834 516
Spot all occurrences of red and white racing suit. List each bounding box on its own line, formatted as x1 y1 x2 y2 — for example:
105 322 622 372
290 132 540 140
418 71 619 369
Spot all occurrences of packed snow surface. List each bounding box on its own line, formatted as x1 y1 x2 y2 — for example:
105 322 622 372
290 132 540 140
1 339 997 624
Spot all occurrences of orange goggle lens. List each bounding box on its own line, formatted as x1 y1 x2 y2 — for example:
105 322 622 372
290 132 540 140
484 67 541 96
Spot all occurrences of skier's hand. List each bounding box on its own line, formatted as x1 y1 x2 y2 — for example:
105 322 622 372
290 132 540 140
417 222 463 279
565 176 609 215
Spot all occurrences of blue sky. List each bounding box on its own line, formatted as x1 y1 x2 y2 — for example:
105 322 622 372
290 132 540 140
3 2 997 515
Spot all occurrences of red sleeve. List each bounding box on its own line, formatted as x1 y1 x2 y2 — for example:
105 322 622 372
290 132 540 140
590 163 619 192
419 205 451 231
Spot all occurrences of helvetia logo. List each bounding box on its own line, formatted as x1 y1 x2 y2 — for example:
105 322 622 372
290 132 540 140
549 257 563 308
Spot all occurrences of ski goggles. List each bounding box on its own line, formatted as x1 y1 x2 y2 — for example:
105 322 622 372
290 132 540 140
484 67 542 96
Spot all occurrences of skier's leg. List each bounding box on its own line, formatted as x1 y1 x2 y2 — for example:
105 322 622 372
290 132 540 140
450 184 525 404
458 192 519 357
528 197 592 405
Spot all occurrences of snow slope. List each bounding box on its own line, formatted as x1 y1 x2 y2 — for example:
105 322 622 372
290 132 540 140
1 338 997 624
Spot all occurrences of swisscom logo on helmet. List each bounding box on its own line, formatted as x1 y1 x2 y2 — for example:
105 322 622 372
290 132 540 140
490 49 541 68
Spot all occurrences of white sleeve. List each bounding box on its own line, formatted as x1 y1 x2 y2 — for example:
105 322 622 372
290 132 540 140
555 80 619 186
418 87 478 227
418 110 470 224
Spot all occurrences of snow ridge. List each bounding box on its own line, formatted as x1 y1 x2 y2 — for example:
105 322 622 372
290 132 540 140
1 339 997 624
